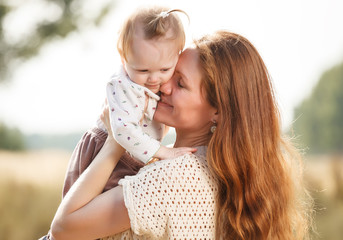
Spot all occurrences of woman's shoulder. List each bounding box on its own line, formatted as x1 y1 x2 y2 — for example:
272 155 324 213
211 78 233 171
122 146 215 186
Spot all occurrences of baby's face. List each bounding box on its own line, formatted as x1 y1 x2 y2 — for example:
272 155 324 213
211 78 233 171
123 35 179 93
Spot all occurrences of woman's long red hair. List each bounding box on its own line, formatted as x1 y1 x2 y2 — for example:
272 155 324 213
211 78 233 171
195 31 312 239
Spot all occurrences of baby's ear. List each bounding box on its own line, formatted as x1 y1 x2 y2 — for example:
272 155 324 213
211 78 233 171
120 57 126 67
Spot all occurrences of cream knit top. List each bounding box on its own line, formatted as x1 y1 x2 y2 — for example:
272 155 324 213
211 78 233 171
103 146 218 240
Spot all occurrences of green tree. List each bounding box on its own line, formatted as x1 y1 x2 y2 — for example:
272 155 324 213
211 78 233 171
0 0 115 149
0 122 25 150
0 0 115 82
292 61 343 154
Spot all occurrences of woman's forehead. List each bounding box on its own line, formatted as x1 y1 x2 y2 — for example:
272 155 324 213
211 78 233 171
176 48 201 81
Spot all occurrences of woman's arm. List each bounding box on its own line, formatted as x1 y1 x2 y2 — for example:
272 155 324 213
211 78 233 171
50 113 131 239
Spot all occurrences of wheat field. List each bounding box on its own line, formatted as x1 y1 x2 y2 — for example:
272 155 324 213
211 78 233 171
0 150 70 186
0 150 70 240
0 151 342 240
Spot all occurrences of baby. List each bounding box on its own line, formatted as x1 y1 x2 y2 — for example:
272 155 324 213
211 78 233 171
61 6 194 197
103 7 195 164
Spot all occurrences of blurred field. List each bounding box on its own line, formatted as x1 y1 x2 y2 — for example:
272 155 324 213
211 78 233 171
0 151 343 240
304 155 343 240
0 150 70 240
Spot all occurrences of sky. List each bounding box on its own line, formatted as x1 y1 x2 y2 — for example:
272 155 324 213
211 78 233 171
0 0 343 134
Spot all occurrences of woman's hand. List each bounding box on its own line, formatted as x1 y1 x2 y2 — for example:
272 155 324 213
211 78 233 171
100 99 114 138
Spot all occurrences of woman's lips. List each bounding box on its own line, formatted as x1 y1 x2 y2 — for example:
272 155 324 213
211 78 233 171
158 101 171 108
158 97 173 108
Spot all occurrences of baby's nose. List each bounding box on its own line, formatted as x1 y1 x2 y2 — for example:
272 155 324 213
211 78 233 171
148 73 160 83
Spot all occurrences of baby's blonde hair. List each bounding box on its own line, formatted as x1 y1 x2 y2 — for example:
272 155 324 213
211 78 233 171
117 6 187 61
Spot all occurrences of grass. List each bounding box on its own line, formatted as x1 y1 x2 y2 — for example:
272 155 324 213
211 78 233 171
0 150 342 240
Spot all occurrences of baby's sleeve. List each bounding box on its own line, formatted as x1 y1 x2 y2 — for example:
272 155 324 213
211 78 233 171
106 78 161 163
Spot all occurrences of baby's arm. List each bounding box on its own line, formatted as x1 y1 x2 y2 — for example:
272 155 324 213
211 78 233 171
107 79 197 163
107 78 165 163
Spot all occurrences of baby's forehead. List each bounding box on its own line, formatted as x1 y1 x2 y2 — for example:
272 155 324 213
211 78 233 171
125 45 178 71
128 37 179 58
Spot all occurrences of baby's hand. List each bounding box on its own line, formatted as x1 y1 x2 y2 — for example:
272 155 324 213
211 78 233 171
154 145 197 160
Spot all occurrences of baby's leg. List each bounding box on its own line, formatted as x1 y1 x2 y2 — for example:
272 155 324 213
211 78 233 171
62 127 145 196
62 127 108 197
104 151 144 192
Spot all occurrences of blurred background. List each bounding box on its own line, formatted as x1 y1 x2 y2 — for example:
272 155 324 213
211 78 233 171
0 0 342 239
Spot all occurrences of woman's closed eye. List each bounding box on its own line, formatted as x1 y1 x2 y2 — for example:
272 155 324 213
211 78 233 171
177 78 184 88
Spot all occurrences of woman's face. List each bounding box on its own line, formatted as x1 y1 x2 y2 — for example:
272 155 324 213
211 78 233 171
154 48 217 133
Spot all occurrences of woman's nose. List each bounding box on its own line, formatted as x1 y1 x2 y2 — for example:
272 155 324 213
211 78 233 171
160 78 172 95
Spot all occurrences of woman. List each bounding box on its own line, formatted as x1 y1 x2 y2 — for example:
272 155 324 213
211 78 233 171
50 31 312 240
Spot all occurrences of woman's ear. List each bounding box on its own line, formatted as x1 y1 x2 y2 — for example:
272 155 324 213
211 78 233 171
210 110 219 123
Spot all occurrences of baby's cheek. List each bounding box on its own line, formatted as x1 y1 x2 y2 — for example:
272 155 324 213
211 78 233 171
166 72 174 81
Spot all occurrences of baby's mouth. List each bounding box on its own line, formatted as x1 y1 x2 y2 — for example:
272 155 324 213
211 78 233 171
146 84 160 88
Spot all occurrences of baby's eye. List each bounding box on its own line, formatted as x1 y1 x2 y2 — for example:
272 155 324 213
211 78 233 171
137 69 148 73
161 68 170 72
